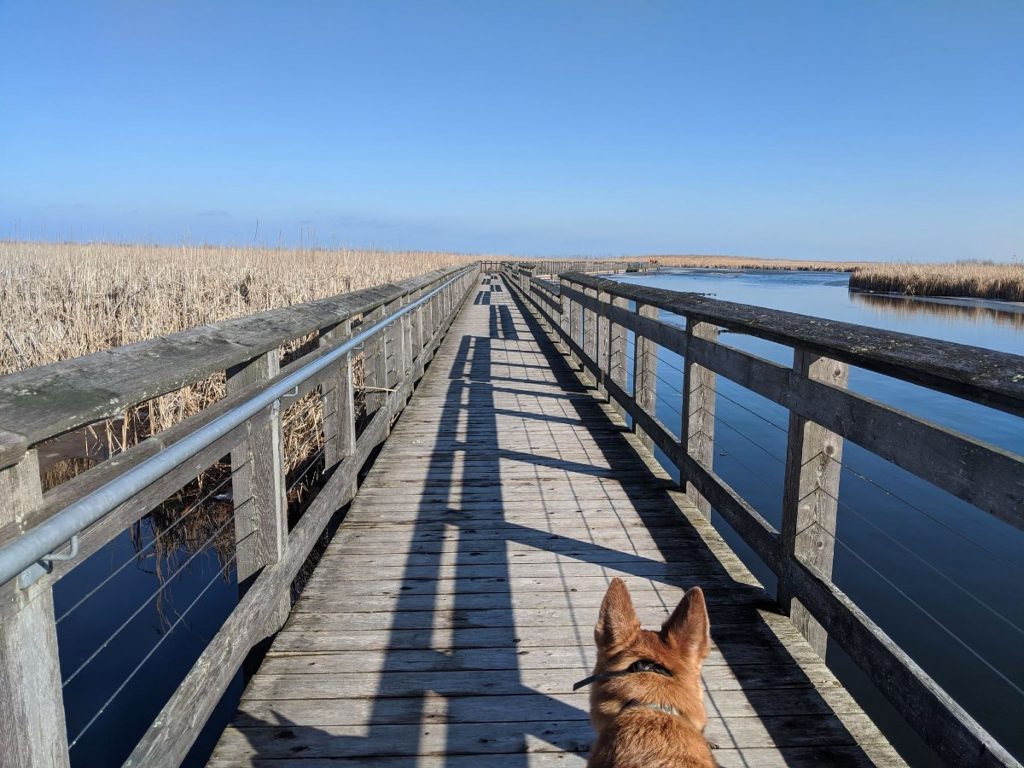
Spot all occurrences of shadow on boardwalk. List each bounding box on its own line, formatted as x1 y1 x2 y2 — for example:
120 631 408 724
213 277 881 767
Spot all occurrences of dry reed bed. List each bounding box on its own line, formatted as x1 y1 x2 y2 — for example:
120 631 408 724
1 242 472 563
849 262 1024 302
646 254 869 271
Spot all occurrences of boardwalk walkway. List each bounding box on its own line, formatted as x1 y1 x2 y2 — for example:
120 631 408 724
209 274 903 766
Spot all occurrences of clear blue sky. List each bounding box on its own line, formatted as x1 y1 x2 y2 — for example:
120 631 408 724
1 1 1022 260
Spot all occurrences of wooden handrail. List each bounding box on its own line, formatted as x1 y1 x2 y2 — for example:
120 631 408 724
0 266 467 470
560 271 1024 417
506 264 1023 768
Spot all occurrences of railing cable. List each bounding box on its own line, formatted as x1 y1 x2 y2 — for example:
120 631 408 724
55 458 251 626
66 540 247 750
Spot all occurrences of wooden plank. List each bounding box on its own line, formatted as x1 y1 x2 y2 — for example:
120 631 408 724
682 320 718 518
319 319 356 470
226 351 287 595
633 303 658 451
0 451 70 768
779 350 848 657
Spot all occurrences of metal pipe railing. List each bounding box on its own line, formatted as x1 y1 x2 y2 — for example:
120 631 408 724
0 267 474 588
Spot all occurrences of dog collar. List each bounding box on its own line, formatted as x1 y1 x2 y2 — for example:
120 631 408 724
620 699 683 718
572 659 673 691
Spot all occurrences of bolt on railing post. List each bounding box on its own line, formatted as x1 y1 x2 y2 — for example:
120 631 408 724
778 349 849 658
632 303 658 451
319 319 356 471
0 451 70 768
681 321 719 518
226 350 290 633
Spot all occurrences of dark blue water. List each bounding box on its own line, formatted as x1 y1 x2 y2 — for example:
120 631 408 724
612 268 1024 765
54 508 243 767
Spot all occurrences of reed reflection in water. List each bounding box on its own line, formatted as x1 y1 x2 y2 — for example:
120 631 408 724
851 289 1024 331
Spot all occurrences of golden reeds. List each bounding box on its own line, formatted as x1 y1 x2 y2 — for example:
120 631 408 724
1 241 472 563
645 255 868 272
849 262 1024 302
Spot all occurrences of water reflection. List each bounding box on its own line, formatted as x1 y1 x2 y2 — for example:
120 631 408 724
851 290 1024 331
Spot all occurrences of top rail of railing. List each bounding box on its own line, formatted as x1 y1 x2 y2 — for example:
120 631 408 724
0 266 467 470
558 269 1024 417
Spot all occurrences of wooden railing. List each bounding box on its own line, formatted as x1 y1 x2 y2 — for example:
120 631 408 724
0 264 479 767
505 264 1024 768
480 258 649 276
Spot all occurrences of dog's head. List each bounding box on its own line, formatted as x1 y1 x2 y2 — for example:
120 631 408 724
588 577 711 736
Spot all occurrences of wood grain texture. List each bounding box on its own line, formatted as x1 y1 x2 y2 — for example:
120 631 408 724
209 274 904 768
0 452 70 768
227 351 287 588
779 350 848 657
682 321 718 518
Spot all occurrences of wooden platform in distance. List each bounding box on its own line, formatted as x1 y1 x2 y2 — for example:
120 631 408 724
208 275 905 766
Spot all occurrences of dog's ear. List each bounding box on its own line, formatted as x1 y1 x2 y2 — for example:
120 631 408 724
595 577 640 650
662 587 710 663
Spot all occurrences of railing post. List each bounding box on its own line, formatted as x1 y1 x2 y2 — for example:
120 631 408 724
567 281 583 369
367 305 389 418
319 319 356 471
608 295 628 419
558 279 571 349
682 321 719 518
582 286 598 374
632 303 658 451
0 451 70 768
596 289 611 398
779 349 849 657
226 351 289 631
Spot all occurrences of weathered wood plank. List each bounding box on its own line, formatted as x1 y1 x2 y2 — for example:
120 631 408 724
779 350 848 657
0 452 70 768
682 320 718 518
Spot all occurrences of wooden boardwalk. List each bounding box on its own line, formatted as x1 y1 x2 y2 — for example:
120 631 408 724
208 275 904 767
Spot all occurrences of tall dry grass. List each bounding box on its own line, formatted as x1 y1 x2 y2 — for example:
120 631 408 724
849 262 1024 302
0 241 470 374
1 241 472 566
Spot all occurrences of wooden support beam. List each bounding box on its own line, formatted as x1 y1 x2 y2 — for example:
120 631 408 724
319 319 356 471
226 351 289 632
608 295 629 420
632 303 658 452
779 349 848 657
0 451 70 768
596 289 611 399
682 321 719 518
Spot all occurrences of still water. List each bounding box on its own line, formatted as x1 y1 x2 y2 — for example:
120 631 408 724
611 268 1024 765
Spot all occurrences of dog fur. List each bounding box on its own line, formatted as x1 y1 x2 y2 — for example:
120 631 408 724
584 578 716 768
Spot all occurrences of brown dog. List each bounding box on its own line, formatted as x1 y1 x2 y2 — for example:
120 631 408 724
576 578 716 768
